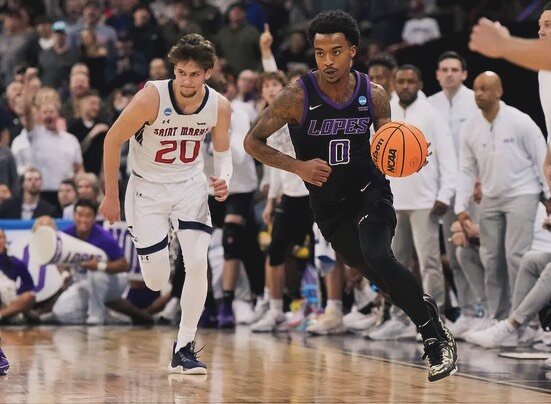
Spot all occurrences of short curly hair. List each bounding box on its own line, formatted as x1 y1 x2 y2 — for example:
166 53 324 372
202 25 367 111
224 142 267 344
168 33 217 71
307 10 360 47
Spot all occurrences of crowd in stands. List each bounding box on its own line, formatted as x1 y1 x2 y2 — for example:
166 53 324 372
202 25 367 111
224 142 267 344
0 0 550 367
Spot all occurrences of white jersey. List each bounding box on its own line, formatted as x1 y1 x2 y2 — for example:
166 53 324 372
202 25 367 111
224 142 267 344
267 125 309 198
128 79 219 183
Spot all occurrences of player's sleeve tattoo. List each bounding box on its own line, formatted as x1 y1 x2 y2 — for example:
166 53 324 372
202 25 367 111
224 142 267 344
370 84 391 132
244 82 304 170
249 81 303 141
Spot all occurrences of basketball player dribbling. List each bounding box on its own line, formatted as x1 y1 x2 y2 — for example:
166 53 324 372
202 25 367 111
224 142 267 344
244 10 458 381
100 34 232 374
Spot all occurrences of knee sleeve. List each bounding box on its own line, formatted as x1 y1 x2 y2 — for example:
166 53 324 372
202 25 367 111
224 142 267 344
222 222 245 260
137 247 171 292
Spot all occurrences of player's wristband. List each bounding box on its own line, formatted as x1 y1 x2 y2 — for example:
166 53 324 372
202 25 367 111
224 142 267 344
213 148 233 187
97 262 107 272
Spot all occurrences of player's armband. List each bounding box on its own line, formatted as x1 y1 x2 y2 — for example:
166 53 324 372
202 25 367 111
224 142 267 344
214 148 233 186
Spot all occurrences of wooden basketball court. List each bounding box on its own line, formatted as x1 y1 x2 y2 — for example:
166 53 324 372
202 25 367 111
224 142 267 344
0 326 549 402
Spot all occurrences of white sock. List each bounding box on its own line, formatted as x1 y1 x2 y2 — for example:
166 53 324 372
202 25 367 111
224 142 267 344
176 324 197 352
326 300 343 314
175 230 211 352
269 299 283 314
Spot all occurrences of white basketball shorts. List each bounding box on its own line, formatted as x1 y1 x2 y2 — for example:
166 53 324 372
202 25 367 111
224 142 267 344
125 172 212 252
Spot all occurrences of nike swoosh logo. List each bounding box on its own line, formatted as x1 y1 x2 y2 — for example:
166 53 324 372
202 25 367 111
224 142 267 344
309 104 322 110
360 182 371 192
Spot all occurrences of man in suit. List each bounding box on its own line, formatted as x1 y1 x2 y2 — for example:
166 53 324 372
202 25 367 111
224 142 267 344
0 167 58 219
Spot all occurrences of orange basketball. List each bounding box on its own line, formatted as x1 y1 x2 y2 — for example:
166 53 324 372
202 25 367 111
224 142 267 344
371 121 428 177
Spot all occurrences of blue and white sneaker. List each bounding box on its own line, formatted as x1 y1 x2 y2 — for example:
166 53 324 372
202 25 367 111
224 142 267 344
0 347 9 375
168 341 207 375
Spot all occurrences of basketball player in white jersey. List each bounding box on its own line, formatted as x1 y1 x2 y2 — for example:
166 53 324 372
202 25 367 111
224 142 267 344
100 34 232 374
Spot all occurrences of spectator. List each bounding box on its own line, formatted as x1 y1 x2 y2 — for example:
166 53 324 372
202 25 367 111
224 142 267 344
0 9 39 88
401 1 441 45
276 29 314 72
63 0 84 29
68 90 109 176
3 81 23 127
57 178 78 212
35 15 55 51
233 69 259 123
161 1 202 48
0 167 58 219
21 75 83 207
108 33 148 91
9 96 32 175
70 62 90 79
0 145 19 197
215 3 261 74
129 4 166 62
63 172 102 219
105 0 137 36
189 0 223 40
68 0 117 78
0 185 12 204
61 72 90 121
79 28 108 92
364 0 409 48
108 83 137 125
38 21 79 93
148 58 169 81
0 228 36 323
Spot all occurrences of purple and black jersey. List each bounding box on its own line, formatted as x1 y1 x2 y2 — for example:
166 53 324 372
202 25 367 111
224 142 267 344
0 253 35 294
64 224 124 261
289 70 387 202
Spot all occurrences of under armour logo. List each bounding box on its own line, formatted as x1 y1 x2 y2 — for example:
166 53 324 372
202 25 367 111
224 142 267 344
162 119 171 124
139 255 149 262
136 192 142 197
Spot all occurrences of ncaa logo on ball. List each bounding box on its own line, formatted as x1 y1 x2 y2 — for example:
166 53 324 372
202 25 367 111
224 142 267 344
358 96 367 105
164 108 172 116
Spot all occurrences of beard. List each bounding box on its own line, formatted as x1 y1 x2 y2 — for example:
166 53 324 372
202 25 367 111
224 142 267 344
180 90 197 98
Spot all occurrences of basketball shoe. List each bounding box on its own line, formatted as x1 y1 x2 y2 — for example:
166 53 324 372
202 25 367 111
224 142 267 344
198 306 218 328
465 320 518 348
168 341 207 375
251 310 289 333
422 294 458 381
367 317 416 340
0 347 8 375
217 301 235 328
306 307 345 335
